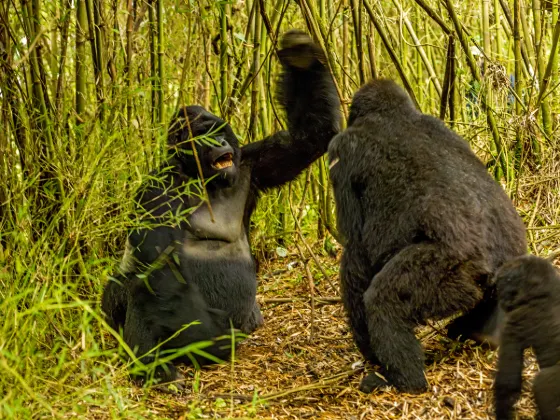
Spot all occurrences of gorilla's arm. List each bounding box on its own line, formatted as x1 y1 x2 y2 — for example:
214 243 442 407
242 31 341 191
494 322 525 420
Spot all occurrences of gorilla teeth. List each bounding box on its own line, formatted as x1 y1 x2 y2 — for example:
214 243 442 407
214 160 233 169
213 153 234 169
329 157 340 169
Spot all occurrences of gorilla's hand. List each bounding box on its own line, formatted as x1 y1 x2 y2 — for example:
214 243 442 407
278 30 326 69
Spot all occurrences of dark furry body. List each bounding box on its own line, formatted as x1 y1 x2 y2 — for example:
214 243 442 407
328 79 527 393
102 31 341 384
494 255 560 420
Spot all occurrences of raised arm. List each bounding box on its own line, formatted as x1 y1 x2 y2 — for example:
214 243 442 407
242 30 341 191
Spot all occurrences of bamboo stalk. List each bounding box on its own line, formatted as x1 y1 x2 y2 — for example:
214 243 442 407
342 0 349 106
444 0 511 184
148 0 156 126
440 36 455 122
248 0 261 141
55 0 71 122
156 0 164 126
482 0 491 71
219 1 229 112
363 0 419 109
532 0 553 136
498 0 532 77
394 0 442 97
535 10 560 107
75 0 87 123
350 0 365 84
85 0 103 119
366 21 377 79
125 0 134 130
513 0 524 179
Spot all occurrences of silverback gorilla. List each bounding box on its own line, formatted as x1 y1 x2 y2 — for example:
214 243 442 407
327 79 527 393
102 30 341 385
494 255 560 420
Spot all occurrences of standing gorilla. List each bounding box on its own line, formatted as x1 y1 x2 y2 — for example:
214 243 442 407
328 79 527 393
102 30 341 384
494 255 560 420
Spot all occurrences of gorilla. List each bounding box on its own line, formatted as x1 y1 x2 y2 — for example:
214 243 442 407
494 255 560 420
327 79 527 394
102 30 341 385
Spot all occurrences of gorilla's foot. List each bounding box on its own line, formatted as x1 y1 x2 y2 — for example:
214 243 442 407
359 372 389 393
152 371 186 394
359 371 427 394
241 303 264 334
131 359 186 393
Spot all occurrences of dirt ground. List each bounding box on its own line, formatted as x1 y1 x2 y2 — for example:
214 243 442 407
123 251 541 420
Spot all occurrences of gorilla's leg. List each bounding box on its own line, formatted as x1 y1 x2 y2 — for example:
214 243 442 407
124 266 236 386
101 274 129 330
361 243 486 393
534 365 560 420
122 285 181 385
340 251 378 363
447 289 503 348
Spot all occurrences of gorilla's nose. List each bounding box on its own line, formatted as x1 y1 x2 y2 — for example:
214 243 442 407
209 142 233 159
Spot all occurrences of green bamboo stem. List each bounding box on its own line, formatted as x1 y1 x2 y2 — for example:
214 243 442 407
482 0 491 71
342 0 349 106
125 0 134 129
148 0 157 125
85 0 104 119
156 0 164 126
444 0 511 184
498 0 533 77
532 0 553 136
219 1 229 112
248 0 261 141
75 0 87 123
513 0 524 173
366 21 377 79
364 0 419 109
440 36 456 122
535 8 560 108
350 0 365 84
394 0 442 97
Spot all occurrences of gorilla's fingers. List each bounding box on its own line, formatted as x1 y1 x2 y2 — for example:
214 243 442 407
359 372 389 394
278 30 326 69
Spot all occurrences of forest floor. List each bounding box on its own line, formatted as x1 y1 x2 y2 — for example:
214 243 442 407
99 248 542 420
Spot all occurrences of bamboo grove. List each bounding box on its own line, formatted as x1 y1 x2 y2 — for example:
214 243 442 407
0 1 559 284
0 1 559 417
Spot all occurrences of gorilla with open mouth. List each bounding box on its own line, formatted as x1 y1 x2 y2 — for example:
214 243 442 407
102 30 341 385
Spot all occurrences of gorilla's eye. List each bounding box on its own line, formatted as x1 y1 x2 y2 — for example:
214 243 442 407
212 152 234 170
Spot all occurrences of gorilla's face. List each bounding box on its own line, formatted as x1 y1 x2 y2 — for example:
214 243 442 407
168 106 241 186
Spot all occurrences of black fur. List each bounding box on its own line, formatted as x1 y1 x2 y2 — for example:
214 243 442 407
494 255 560 420
327 79 527 393
102 30 341 385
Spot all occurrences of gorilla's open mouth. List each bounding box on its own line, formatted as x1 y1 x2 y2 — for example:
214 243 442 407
212 152 234 170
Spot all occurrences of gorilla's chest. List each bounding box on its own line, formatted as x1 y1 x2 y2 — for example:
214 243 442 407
182 171 252 261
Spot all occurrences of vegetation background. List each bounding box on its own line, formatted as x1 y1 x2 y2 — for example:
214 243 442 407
0 0 558 418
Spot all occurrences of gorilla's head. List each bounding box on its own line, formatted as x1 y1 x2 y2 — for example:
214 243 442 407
495 255 559 311
348 79 418 126
167 106 241 186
